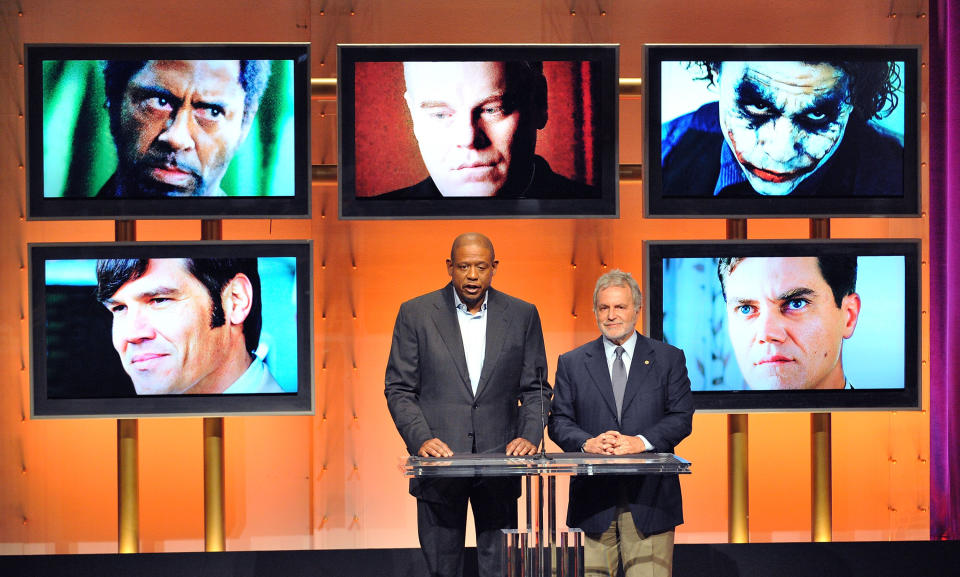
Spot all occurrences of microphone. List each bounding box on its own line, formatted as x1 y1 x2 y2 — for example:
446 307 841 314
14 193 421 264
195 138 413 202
536 366 551 461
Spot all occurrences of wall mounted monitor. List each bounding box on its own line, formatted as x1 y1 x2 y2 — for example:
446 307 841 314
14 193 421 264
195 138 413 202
644 45 920 218
644 239 921 412
338 44 619 219
26 43 311 220
30 241 313 418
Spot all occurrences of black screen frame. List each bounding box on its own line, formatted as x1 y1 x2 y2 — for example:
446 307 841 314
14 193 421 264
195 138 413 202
30 241 314 418
26 43 311 220
643 44 921 218
644 239 921 412
337 43 619 220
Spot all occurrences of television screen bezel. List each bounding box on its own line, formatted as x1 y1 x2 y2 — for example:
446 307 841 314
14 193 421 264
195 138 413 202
643 44 921 218
643 239 921 412
29 240 314 419
337 43 620 220
25 43 312 220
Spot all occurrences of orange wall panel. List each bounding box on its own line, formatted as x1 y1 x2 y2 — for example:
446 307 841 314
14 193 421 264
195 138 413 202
0 0 930 554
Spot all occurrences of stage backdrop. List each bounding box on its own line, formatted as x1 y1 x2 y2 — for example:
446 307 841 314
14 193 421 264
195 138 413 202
0 0 930 555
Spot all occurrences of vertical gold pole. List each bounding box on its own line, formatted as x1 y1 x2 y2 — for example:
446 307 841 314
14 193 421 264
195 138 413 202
115 220 139 553
726 218 749 543
809 218 832 542
204 417 226 551
117 419 139 552
727 414 749 542
811 413 832 541
201 218 226 551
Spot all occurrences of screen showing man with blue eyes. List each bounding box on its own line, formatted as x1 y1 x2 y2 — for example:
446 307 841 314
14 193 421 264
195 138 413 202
717 256 861 390
98 59 270 197
377 60 597 199
660 60 904 197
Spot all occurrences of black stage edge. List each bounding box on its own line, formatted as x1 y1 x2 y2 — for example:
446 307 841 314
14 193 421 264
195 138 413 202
1 541 958 577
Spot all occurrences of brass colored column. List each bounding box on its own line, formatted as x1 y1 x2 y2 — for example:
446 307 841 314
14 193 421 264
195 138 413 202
809 218 833 542
727 414 749 542
201 219 226 551
726 218 749 543
117 419 139 552
811 413 833 541
204 417 226 551
116 221 138 553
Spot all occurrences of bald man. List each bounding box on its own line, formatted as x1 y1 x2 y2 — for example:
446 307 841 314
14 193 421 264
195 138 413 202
380 60 597 199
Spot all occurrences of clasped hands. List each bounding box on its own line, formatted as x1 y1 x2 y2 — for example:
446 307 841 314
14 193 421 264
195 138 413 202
582 430 646 455
418 437 537 458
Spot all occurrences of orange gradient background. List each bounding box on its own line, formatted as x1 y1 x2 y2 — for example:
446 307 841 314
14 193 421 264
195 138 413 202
0 0 929 554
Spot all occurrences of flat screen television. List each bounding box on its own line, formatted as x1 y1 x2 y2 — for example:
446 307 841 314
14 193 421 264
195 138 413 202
338 44 619 219
26 43 311 220
643 45 920 218
30 241 313 418
644 239 921 411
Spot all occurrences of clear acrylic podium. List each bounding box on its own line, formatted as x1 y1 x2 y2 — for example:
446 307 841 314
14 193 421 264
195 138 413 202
401 452 691 577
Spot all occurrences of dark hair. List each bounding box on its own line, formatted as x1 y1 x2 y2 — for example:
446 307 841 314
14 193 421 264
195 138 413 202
717 256 858 308
95 258 262 353
505 61 548 124
103 59 271 139
690 60 901 120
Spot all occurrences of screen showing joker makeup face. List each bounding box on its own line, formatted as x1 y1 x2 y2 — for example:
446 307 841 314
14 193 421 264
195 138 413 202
717 61 853 196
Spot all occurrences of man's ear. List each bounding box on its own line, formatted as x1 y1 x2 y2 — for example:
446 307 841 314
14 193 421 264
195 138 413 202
533 74 548 130
840 292 861 339
223 273 253 326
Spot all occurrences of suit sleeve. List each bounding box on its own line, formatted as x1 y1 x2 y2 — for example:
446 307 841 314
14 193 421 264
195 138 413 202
547 353 592 452
639 347 694 452
384 303 434 454
516 305 550 446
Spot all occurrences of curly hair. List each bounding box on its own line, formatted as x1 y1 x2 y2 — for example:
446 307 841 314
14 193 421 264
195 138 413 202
689 60 901 120
103 59 271 139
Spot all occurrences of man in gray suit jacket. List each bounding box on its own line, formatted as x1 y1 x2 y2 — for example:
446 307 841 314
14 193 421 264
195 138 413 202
549 269 693 577
385 232 550 577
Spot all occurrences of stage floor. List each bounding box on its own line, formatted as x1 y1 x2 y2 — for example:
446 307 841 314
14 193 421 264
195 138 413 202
1 541 958 577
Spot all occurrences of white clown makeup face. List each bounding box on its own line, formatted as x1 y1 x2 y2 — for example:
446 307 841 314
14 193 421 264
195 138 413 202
717 61 854 196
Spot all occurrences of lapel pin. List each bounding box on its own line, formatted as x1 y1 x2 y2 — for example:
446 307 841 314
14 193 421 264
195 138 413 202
644 360 650 365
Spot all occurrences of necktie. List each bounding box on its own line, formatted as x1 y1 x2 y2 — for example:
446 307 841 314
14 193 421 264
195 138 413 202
613 346 627 421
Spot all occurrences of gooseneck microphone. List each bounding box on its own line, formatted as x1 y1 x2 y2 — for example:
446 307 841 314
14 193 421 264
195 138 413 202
536 366 551 461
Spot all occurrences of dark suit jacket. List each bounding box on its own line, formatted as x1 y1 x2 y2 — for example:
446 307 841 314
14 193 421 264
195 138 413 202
548 332 693 534
385 284 550 503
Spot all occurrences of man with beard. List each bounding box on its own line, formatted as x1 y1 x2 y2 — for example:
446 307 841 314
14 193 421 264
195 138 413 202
549 269 693 577
98 59 269 197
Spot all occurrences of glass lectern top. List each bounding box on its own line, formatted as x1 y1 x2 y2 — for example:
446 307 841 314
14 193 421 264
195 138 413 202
401 452 691 478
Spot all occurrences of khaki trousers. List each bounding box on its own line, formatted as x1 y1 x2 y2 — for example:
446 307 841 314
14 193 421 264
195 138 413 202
583 507 674 577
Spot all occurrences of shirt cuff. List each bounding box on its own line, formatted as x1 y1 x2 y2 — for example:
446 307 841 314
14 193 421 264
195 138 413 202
636 435 653 452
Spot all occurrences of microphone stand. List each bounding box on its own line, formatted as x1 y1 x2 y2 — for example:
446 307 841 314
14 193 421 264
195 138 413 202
536 366 552 461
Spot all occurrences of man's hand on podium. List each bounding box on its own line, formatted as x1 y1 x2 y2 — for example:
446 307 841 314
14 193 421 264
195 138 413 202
419 438 454 457
506 437 537 456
